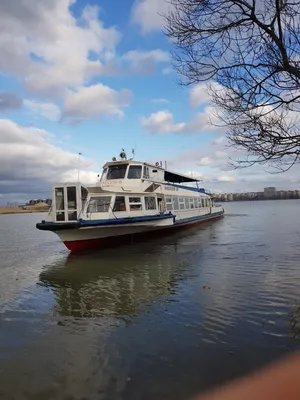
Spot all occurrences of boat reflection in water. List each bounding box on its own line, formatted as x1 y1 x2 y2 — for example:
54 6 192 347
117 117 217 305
38 226 213 321
3 215 299 400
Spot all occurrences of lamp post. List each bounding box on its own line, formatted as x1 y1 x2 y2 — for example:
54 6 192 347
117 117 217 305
77 152 82 182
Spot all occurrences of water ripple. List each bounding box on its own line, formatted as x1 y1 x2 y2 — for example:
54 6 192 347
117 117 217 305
1 202 300 399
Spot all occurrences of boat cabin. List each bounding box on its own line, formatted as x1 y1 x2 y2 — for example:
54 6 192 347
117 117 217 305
50 184 89 223
48 182 162 223
99 160 164 187
48 157 208 223
99 160 200 187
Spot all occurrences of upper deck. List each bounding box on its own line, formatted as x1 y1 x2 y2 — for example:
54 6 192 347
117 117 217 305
98 159 200 192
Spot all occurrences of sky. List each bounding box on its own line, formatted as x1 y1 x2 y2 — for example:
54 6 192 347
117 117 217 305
1 0 300 204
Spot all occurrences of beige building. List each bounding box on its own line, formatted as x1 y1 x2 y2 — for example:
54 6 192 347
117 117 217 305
264 187 276 198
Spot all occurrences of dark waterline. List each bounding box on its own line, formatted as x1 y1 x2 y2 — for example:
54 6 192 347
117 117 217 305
0 201 300 399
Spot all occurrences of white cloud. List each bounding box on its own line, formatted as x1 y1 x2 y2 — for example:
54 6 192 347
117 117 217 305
141 110 185 133
122 49 169 74
0 118 97 200
186 171 204 180
0 1 120 98
141 108 220 134
62 83 133 123
24 99 60 121
215 150 228 159
217 175 235 182
131 0 173 34
213 137 225 145
168 137 300 193
199 157 212 166
151 98 169 103
162 67 173 75
190 83 211 107
190 82 223 108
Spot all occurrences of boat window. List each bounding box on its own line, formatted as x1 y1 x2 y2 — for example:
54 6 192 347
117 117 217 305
185 198 190 209
201 199 205 207
68 211 77 221
88 196 111 213
145 183 160 192
129 197 142 211
101 168 108 181
56 212 65 221
190 198 195 209
107 164 127 180
166 197 173 211
67 186 77 210
128 165 142 179
173 197 179 210
55 188 65 210
143 166 150 179
81 186 88 211
129 197 140 203
179 197 184 203
166 203 173 211
113 196 126 212
145 197 156 210
179 202 185 210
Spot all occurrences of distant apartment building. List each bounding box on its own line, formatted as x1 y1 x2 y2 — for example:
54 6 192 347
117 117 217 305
227 193 233 201
264 187 276 198
212 187 299 202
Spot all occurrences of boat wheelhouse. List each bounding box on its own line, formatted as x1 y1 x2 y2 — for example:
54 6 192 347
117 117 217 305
37 153 224 251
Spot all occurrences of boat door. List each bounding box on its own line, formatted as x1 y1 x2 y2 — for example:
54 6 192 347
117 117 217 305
54 185 81 222
157 195 165 213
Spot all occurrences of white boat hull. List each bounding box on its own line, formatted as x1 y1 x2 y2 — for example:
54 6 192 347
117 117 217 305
56 211 223 251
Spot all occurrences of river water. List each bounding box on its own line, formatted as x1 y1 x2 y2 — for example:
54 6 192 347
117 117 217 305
0 200 300 399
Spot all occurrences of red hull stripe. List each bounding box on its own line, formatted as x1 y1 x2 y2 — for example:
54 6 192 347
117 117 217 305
63 214 223 252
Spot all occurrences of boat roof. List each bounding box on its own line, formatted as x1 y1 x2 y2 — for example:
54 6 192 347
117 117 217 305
164 170 199 183
103 160 200 183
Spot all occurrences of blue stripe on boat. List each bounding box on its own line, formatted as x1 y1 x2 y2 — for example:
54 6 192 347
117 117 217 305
174 211 224 225
79 214 174 227
37 213 175 231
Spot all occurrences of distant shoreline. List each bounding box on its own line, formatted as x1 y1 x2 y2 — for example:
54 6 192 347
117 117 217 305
217 198 300 203
0 207 48 215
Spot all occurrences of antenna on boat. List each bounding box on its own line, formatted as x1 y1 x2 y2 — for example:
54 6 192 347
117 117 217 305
77 152 82 182
130 148 135 160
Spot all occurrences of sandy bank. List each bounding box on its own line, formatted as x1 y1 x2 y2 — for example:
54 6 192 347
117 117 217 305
0 207 49 215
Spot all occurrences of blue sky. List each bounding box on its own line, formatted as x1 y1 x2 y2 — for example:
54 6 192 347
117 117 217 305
0 0 299 204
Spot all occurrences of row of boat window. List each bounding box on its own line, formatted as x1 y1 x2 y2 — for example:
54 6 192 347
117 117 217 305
166 196 211 211
87 195 211 213
102 164 151 180
87 196 157 213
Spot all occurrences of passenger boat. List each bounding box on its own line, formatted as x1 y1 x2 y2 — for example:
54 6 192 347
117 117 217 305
37 151 224 251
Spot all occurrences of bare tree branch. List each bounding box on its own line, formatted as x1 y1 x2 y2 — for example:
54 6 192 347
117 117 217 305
164 0 300 170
